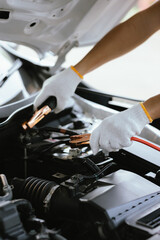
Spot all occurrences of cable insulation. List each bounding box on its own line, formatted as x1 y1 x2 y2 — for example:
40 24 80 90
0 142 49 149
131 136 160 151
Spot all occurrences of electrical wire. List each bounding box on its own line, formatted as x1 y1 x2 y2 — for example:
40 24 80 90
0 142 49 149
41 139 70 153
131 136 160 152
82 162 116 180
39 127 78 136
83 158 100 173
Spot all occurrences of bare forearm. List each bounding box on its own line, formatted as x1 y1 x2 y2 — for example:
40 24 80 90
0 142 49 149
75 1 160 76
144 94 160 120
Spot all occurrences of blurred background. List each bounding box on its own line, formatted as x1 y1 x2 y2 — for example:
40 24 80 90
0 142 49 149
0 0 158 107
64 0 160 101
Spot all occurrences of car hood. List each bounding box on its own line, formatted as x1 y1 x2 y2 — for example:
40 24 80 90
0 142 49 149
0 0 136 57
0 0 137 118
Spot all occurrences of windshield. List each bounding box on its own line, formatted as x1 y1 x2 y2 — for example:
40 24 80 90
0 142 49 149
64 0 159 101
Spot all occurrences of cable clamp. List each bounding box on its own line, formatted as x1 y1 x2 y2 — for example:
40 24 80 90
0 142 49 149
43 185 59 212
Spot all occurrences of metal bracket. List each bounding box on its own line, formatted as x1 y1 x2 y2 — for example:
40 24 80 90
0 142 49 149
47 40 78 75
43 185 59 211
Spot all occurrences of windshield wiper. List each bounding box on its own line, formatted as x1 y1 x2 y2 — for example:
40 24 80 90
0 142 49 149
0 58 23 87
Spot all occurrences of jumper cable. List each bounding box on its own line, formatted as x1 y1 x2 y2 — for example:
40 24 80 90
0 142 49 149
70 133 160 151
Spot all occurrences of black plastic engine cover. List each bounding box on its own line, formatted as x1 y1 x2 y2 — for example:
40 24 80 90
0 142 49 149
80 170 160 228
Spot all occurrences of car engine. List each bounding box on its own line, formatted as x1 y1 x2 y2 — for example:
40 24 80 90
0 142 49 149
0 94 160 240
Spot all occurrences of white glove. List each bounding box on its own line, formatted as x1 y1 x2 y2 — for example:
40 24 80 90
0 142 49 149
34 67 82 113
90 103 150 155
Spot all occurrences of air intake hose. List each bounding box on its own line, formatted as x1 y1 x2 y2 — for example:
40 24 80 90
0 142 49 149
12 177 79 220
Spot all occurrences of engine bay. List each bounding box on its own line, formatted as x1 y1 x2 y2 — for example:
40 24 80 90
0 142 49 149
0 94 160 240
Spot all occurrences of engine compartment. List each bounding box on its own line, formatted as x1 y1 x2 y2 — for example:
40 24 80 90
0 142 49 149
0 95 160 240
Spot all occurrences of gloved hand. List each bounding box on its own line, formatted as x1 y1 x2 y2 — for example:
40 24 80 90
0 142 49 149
34 66 83 113
90 103 151 155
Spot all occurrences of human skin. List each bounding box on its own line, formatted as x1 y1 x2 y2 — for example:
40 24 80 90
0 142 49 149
143 94 160 120
73 1 160 120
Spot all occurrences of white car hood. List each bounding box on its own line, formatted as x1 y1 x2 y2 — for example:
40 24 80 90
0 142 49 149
0 0 136 57
0 0 137 117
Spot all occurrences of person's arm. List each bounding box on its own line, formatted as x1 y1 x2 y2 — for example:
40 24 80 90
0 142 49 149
144 94 160 120
34 1 160 113
90 94 160 154
75 1 160 75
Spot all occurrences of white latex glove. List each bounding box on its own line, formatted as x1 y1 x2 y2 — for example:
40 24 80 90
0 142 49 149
34 67 82 113
90 104 150 155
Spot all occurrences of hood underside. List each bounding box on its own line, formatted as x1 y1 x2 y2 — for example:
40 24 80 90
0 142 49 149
0 0 136 57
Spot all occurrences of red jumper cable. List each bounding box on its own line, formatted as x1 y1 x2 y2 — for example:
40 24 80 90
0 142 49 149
70 133 160 152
